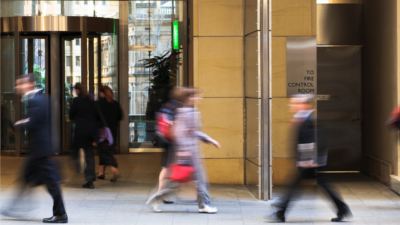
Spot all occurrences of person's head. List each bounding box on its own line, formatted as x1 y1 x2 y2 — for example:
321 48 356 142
289 94 315 113
172 87 200 107
73 83 87 98
99 85 114 102
15 73 35 95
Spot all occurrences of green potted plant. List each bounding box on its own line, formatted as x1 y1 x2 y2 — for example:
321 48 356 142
141 51 181 143
142 50 181 86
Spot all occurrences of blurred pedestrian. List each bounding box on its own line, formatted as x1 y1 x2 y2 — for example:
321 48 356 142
96 85 122 182
146 87 221 213
70 83 98 189
268 94 352 223
1 73 68 223
155 87 182 204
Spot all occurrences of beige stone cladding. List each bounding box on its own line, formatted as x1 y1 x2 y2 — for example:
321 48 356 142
271 0 316 185
193 0 244 184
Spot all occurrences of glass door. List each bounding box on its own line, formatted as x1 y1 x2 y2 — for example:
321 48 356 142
1 35 16 151
62 37 82 151
62 35 112 152
19 37 48 151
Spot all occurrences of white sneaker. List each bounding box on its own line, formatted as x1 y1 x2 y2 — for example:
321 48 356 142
152 204 162 213
198 205 218 214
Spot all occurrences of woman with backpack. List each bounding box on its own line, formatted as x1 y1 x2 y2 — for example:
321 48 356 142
96 85 123 182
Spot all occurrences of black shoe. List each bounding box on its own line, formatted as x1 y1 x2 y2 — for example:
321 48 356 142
43 214 68 223
82 181 94 189
266 210 285 222
110 178 117 182
97 174 105 180
162 200 174 204
332 205 352 222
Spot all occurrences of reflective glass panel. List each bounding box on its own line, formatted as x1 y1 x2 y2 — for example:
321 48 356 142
128 1 182 148
63 38 82 150
1 36 16 150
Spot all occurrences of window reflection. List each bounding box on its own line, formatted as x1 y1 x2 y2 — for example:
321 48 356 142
128 1 180 148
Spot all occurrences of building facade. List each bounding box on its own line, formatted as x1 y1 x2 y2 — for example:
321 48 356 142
2 0 400 200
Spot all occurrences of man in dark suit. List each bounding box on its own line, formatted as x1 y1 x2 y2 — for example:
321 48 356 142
2 73 67 223
268 94 351 223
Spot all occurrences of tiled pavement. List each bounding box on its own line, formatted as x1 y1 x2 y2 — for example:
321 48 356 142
1 153 400 224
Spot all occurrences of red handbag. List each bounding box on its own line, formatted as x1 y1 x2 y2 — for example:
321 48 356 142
169 163 195 183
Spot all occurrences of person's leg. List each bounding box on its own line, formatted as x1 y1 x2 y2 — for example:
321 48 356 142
197 179 211 209
84 146 96 182
158 167 167 192
317 172 352 221
6 157 36 209
71 148 80 173
98 165 106 176
40 158 66 216
109 166 119 180
146 180 179 212
272 167 315 220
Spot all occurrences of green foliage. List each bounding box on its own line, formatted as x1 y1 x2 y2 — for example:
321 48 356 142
141 51 181 86
33 65 45 89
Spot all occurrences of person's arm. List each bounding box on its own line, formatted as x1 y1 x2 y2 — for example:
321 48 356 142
195 131 221 149
194 111 221 149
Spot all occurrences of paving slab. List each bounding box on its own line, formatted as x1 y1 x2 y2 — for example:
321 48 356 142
1 155 400 224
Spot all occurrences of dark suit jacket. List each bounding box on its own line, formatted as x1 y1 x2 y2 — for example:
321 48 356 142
18 94 54 159
297 112 327 167
70 96 99 148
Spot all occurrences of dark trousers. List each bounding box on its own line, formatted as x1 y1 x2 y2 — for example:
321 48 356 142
73 146 96 182
10 157 66 216
277 167 346 214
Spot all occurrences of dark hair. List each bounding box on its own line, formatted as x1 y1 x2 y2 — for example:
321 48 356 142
18 73 35 83
99 85 114 103
74 83 88 98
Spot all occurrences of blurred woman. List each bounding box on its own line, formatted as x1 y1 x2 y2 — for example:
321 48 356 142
96 85 123 182
70 83 98 189
155 87 182 204
146 87 221 213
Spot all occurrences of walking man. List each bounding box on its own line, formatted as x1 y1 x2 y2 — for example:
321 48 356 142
268 94 352 223
2 73 68 223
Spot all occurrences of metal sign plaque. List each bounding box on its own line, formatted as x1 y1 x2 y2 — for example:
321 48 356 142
286 37 317 97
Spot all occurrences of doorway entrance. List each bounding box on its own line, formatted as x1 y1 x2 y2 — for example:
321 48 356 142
61 34 118 152
0 16 119 156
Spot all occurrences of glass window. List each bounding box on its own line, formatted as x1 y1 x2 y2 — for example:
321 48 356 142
76 56 81 66
0 0 118 18
66 56 72 67
128 1 183 148
75 39 80 46
66 41 70 47
101 34 118 100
